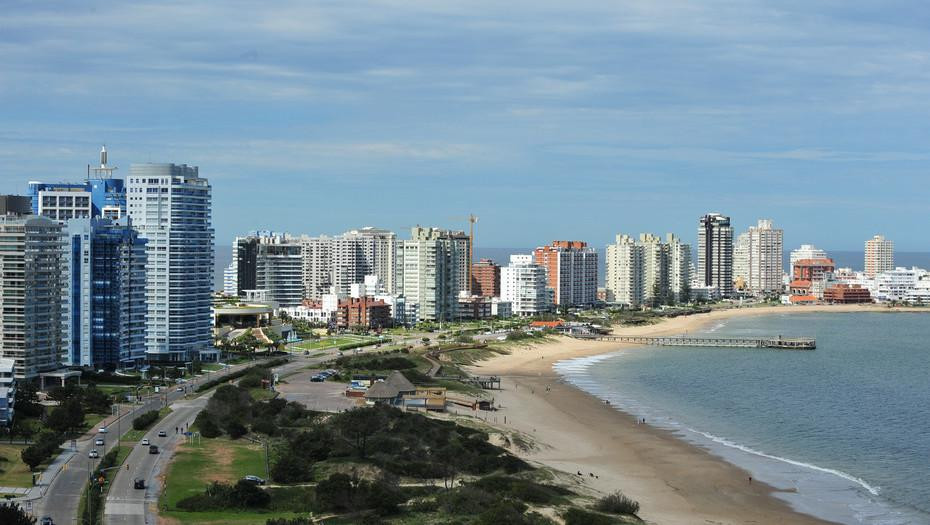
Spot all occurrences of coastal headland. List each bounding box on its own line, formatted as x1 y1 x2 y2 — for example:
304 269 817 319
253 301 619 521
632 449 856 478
465 304 929 525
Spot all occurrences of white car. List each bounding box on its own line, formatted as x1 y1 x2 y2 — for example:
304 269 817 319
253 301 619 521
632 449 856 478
141 438 150 446
95 439 104 446
89 449 99 459
98 427 108 434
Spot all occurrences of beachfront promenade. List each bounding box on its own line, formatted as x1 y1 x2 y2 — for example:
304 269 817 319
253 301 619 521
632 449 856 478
573 334 816 349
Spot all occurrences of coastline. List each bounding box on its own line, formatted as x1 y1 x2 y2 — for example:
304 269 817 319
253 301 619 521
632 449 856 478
464 305 929 524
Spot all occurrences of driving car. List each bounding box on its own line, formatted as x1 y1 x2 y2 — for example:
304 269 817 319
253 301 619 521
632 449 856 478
141 438 150 446
134 478 146 489
176 386 184 392
158 430 167 437
89 449 99 458
242 475 266 485
39 516 54 525
149 445 159 454
98 427 108 433
95 438 104 446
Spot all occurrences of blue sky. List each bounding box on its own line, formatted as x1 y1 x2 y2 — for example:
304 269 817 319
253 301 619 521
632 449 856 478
2 1 929 251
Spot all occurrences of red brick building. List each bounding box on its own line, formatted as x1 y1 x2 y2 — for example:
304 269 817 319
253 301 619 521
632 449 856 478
792 258 835 281
823 284 872 304
336 297 392 329
471 259 501 297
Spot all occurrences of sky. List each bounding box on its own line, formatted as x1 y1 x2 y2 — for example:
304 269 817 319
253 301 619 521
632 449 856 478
3 1 930 251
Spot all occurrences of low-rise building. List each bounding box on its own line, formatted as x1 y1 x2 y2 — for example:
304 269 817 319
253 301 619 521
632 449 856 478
823 284 872 304
335 297 392 329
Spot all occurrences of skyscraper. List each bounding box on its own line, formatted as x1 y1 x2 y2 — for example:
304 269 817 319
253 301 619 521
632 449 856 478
127 163 213 363
733 219 783 295
864 235 894 277
62 218 147 368
0 201 63 378
255 234 303 307
395 226 470 322
533 241 598 307
28 146 126 221
697 213 734 298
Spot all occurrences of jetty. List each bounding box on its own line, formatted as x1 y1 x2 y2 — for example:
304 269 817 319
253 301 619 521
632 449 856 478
572 334 816 350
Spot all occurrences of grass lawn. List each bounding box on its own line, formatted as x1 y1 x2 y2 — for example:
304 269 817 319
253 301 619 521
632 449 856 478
248 388 277 401
0 444 34 487
160 437 291 524
82 413 110 432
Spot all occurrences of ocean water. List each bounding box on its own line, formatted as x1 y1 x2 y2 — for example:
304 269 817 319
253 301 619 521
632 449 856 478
554 312 930 524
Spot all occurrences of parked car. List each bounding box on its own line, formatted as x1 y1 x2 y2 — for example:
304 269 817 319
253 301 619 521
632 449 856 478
95 438 104 446
310 375 324 382
157 430 167 437
134 478 146 489
141 438 150 446
149 445 159 454
98 427 108 433
242 475 266 485
89 449 99 458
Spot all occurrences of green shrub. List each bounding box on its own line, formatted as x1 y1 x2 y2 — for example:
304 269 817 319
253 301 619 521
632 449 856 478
132 410 160 431
594 490 640 515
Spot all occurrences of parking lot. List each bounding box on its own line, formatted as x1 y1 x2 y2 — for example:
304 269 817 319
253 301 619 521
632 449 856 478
275 369 358 412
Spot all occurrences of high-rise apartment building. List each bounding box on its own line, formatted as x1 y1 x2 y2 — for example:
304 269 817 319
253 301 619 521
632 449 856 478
606 233 691 306
298 235 333 300
28 147 126 221
395 226 470 322
865 235 894 277
501 255 551 315
605 234 643 306
471 259 501 298
533 241 598 307
127 163 213 363
734 219 783 295
232 236 259 296
697 213 734 298
332 227 396 295
255 235 303 307
666 234 692 303
0 202 63 378
62 218 147 368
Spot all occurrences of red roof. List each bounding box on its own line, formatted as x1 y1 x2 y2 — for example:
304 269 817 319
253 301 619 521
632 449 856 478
790 280 812 288
530 321 563 328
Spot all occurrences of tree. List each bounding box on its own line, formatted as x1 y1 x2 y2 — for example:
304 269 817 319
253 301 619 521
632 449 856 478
0 501 36 525
21 445 45 471
14 382 42 418
83 385 112 413
46 399 84 433
315 473 356 511
333 407 387 459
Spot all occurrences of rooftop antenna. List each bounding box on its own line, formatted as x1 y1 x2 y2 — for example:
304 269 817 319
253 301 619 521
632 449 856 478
90 144 118 179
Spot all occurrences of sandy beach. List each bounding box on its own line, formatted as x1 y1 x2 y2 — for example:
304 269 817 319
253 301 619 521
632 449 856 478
464 304 929 525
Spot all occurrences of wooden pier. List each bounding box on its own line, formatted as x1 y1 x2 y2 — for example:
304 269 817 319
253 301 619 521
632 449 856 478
572 334 816 350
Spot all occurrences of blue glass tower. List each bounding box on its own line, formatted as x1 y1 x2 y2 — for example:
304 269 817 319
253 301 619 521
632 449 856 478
63 217 147 368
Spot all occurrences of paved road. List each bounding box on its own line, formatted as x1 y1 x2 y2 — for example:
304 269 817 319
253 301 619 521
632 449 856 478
103 357 309 525
31 361 257 525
